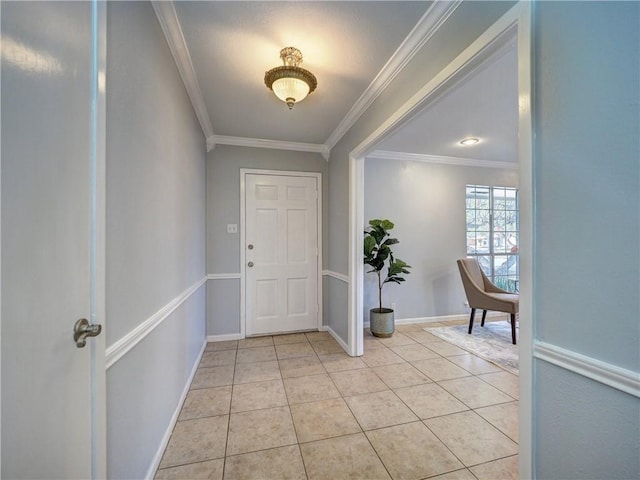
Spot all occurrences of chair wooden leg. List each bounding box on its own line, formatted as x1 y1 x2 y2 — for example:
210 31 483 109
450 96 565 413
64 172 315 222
468 308 476 334
510 313 517 344
481 310 487 326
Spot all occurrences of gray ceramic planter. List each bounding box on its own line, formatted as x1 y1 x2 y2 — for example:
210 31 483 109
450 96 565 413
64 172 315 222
370 308 394 338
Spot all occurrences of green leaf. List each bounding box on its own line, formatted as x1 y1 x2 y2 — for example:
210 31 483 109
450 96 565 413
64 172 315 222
379 219 394 230
364 236 376 256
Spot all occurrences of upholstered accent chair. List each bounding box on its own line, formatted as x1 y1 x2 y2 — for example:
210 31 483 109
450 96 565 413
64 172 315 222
456 258 519 344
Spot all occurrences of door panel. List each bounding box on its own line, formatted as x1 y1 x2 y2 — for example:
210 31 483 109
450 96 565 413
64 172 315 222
1 2 105 477
245 174 319 336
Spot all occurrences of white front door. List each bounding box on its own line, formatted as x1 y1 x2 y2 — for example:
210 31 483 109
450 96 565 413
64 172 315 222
1 2 106 477
244 173 320 336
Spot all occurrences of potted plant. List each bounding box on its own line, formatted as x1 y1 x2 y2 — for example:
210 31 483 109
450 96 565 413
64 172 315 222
364 219 411 337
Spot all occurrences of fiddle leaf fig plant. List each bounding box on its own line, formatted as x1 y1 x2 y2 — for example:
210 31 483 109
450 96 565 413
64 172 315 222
364 219 411 311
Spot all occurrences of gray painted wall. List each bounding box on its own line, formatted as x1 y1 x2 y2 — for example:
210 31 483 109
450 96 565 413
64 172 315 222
326 0 515 338
206 145 328 335
532 2 639 477
106 2 206 478
364 157 518 319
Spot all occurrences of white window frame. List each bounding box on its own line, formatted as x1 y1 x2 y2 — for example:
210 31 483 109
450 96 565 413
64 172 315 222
466 184 519 292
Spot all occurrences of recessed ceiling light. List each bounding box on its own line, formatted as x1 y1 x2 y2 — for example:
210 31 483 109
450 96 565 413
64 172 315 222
460 137 480 146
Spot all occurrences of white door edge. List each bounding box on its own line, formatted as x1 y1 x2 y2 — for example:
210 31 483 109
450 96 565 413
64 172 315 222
240 169 323 337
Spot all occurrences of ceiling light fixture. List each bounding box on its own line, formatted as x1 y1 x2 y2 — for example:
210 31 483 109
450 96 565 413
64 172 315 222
264 47 317 110
460 137 480 146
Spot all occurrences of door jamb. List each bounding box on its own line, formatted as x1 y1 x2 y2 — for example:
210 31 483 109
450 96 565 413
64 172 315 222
240 169 323 337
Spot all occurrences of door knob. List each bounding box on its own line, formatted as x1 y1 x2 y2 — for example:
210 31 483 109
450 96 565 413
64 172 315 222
74 318 102 348
248 261 254 267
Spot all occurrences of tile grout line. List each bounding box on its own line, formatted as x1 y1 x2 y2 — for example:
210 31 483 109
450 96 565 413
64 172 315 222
158 327 518 479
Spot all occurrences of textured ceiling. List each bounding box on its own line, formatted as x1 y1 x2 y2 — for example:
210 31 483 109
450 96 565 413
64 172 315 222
174 1 431 144
166 1 518 163
377 42 518 162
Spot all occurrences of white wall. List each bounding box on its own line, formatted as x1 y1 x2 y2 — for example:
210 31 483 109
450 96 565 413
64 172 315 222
105 2 206 478
206 145 328 336
363 157 518 320
532 2 639 477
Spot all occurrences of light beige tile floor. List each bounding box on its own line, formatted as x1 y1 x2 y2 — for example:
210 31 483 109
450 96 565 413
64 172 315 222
156 323 519 480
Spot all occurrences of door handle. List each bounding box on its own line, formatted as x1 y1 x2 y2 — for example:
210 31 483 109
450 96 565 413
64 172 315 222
74 318 102 348
248 261 254 268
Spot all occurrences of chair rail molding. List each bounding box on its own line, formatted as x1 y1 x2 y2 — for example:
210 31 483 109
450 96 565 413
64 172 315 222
207 273 241 280
322 270 349 283
534 341 640 398
105 277 207 369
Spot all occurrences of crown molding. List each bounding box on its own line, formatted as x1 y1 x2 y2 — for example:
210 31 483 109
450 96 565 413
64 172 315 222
367 150 519 169
206 135 216 152
212 135 329 160
151 1 214 144
323 0 462 153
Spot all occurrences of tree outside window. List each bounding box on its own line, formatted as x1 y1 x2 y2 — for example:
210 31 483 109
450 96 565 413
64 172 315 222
466 185 519 292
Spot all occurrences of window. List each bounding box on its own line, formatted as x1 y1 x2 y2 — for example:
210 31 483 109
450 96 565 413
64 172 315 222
466 185 519 292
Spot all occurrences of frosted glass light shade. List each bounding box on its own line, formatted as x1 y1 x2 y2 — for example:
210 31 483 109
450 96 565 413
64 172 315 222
272 77 310 105
264 47 317 110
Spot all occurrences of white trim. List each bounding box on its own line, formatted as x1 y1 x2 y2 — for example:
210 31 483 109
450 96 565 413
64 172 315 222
348 154 365 357
0 0 3 468
145 339 207 480
322 325 351 355
92 2 108 476
151 1 214 144
324 0 462 152
207 333 244 342
322 270 349 284
213 135 328 160
347 3 532 477
362 312 508 328
395 312 508 325
207 273 241 280
206 136 216 152
534 342 640 399
240 169 323 338
105 277 207 369
515 3 533 478
367 150 519 170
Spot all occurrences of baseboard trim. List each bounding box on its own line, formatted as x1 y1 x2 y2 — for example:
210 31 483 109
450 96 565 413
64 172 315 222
145 339 207 480
322 270 349 283
322 325 350 354
207 333 244 342
399 311 507 325
106 277 207 369
362 311 508 327
534 341 640 398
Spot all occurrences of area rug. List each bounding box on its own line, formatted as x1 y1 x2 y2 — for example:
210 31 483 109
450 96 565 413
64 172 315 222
426 321 519 374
